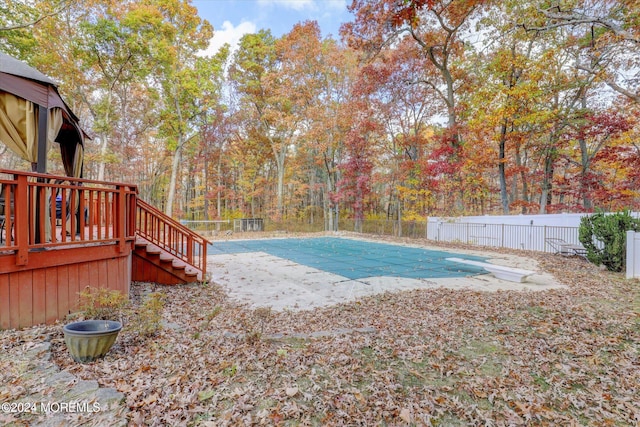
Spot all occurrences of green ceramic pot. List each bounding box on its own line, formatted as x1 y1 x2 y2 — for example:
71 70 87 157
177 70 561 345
63 320 122 363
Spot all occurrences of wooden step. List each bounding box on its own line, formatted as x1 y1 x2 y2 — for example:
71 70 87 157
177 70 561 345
145 245 161 255
132 237 204 285
185 267 199 277
159 253 173 263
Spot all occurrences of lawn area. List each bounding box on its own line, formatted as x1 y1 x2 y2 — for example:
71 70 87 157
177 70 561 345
1 240 639 426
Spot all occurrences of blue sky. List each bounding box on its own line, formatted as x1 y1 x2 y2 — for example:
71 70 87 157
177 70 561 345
193 0 352 55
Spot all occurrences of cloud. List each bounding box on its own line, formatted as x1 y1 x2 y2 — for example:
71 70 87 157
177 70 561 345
201 20 257 56
256 0 317 11
324 0 348 11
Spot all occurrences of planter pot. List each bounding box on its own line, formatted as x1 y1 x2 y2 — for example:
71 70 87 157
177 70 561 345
62 320 122 363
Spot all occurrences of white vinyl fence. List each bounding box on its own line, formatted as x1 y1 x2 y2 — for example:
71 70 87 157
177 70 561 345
427 221 581 253
627 231 640 279
427 213 639 254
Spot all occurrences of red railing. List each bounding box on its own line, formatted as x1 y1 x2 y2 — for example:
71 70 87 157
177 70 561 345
135 198 208 278
1 169 207 279
1 169 137 264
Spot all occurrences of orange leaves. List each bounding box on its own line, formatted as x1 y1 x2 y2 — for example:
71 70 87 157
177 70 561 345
2 250 638 425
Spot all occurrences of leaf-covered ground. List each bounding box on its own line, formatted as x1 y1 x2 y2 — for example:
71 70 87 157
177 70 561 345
2 238 640 426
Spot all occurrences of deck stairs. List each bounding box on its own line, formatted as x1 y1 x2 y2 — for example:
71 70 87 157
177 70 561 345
133 199 209 285
133 237 202 284
0 169 209 329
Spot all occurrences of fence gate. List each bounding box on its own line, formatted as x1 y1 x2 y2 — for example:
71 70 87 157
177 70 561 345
234 218 264 232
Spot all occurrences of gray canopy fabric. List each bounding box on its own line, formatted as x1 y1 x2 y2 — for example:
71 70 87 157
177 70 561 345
0 52 56 86
0 52 85 177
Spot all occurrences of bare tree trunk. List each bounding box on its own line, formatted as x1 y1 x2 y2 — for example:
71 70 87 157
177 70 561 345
217 154 222 218
498 119 510 214
324 182 333 231
276 156 285 218
97 135 108 182
577 94 593 210
539 153 554 214
396 199 402 237
165 139 183 217
515 145 529 214
324 174 335 232
97 91 113 182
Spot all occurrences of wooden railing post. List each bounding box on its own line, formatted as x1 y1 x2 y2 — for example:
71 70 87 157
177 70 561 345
116 186 126 252
128 190 137 243
201 240 207 279
14 174 29 265
187 235 193 267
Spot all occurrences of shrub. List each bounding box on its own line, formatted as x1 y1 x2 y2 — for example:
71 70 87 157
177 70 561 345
77 286 129 321
131 292 167 337
238 307 272 344
578 211 640 272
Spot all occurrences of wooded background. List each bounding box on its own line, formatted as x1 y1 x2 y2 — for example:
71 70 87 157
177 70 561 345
1 0 638 230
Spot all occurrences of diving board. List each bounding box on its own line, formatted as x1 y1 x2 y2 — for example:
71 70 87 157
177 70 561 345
446 257 535 283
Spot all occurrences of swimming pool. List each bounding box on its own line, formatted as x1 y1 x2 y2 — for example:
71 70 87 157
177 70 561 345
208 237 487 280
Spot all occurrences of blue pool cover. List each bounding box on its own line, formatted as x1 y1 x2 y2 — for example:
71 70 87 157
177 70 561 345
208 237 488 280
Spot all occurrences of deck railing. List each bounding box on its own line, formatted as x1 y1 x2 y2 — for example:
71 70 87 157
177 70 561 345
136 198 208 278
1 169 208 278
0 169 137 265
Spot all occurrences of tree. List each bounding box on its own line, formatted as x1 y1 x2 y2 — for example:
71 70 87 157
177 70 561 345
337 98 379 232
343 0 487 213
0 0 77 57
562 110 632 209
357 40 436 230
73 8 153 181
143 0 216 217
4 0 639 220
521 0 640 103
301 39 358 230
230 30 285 218
230 23 325 219
343 0 484 144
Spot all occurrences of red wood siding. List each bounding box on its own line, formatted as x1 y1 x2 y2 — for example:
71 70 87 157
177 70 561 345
0 248 131 330
132 250 191 285
0 169 205 330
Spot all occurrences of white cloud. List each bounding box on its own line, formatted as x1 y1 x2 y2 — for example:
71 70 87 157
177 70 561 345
201 20 257 56
257 0 317 11
324 0 347 11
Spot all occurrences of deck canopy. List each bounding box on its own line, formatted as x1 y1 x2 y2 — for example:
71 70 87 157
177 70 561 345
0 52 85 177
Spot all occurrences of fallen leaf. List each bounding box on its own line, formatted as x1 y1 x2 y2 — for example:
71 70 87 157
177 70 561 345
399 407 412 423
285 386 299 397
198 389 215 401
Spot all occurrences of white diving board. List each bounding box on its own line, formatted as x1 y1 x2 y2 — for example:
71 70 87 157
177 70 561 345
446 257 535 283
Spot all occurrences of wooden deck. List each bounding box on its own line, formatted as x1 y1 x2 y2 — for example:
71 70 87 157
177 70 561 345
0 169 208 330
0 245 131 329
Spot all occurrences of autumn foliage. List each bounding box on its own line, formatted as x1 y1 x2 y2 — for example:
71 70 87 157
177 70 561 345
1 0 639 224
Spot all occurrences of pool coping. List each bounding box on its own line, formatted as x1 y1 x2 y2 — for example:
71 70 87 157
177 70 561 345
207 234 566 311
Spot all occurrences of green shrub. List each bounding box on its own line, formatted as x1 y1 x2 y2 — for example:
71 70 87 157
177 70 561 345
77 286 129 321
131 292 167 337
578 211 640 272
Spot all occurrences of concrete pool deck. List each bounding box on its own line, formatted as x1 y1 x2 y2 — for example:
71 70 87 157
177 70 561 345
207 236 565 311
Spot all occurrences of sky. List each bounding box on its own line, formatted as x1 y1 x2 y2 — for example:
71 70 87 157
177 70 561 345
192 0 353 56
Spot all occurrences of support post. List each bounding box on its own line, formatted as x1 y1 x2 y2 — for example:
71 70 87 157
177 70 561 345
116 186 126 253
626 230 636 279
15 174 29 265
37 105 48 174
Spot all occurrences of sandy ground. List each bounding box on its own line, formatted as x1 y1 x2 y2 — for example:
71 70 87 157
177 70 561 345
207 235 565 311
